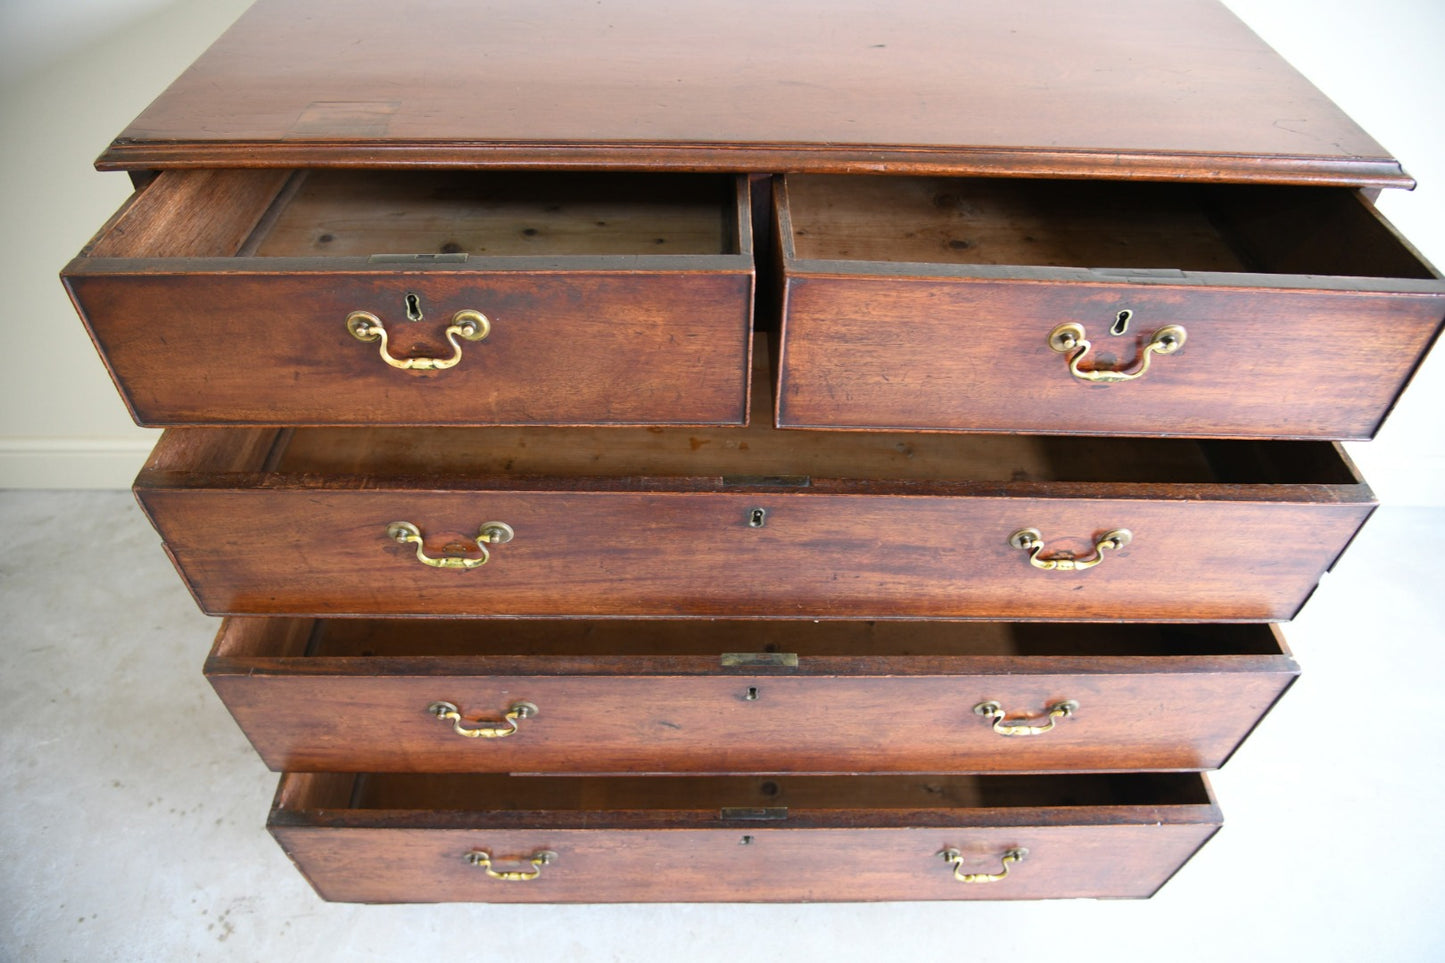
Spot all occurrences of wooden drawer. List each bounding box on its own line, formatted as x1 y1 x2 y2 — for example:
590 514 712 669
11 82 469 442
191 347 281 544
136 413 1374 621
209 617 1296 774
268 771 1221 902
775 175 1445 439
63 170 754 426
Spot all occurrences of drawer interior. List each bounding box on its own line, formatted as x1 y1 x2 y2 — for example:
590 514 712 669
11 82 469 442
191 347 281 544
220 618 1286 659
783 175 1435 280
277 771 1212 813
171 340 1341 486
88 169 746 259
161 349 1354 486
252 422 1358 486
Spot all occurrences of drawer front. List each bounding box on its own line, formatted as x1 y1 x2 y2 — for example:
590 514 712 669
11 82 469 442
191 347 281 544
143 488 1369 620
69 271 753 426
778 275 1443 438
272 824 1216 903
268 772 1221 903
63 169 754 427
776 175 1445 439
209 619 1296 773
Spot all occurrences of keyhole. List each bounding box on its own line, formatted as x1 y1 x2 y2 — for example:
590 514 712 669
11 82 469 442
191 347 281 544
748 508 767 528
1110 309 1132 336
744 686 759 701
405 292 424 322
739 836 754 845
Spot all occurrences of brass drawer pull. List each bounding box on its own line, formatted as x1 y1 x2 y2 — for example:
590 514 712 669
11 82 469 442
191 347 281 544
974 699 1078 736
429 700 538 738
346 308 490 370
387 520 514 570
1009 527 1131 571
465 849 556 881
937 847 1027 883
1048 321 1186 383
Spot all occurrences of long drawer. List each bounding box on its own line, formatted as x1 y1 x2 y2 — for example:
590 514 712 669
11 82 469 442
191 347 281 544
63 169 754 426
209 618 1296 774
775 175 1445 439
137 416 1374 620
268 772 1221 903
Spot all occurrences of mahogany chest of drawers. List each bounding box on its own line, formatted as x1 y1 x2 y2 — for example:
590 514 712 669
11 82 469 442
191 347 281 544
63 0 1443 902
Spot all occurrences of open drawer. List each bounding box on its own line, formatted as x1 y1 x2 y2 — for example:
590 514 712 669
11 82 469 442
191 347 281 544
268 771 1221 902
136 399 1375 620
209 617 1297 774
63 170 754 426
775 175 1445 439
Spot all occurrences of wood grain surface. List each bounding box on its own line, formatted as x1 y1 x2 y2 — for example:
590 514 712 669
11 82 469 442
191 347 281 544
208 618 1296 773
86 169 291 258
65 171 754 426
787 176 1258 269
58 0 1421 911
776 176 1445 439
134 427 1374 621
267 771 1221 902
253 171 734 256
97 0 1404 186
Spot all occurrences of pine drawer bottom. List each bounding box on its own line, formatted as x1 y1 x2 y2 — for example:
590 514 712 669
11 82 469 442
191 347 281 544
268 772 1220 902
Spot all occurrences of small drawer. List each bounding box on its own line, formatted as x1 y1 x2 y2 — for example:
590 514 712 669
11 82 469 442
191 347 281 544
209 617 1296 774
136 391 1374 620
268 771 1221 903
775 175 1445 439
63 170 754 426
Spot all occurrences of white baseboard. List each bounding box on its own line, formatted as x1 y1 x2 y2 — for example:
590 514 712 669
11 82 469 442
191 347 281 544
0 438 157 489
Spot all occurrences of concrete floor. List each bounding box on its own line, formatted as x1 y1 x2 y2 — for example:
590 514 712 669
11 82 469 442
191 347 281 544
2 490 1443 962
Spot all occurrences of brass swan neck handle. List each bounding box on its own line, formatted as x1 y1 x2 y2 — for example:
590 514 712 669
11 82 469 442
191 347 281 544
1049 321 1186 384
938 848 1028 883
347 309 490 371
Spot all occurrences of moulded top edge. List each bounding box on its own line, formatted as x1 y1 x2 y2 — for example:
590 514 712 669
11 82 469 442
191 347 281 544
93 141 1415 190
101 0 1409 188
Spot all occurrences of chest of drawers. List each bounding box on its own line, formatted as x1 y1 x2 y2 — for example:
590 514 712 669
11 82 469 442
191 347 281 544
63 0 1442 903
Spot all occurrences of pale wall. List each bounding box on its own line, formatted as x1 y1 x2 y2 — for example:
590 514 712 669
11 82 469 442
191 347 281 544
0 0 254 487
1 0 1442 504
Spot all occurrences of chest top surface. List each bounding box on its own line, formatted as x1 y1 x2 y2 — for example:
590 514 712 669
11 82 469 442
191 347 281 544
102 0 1402 185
